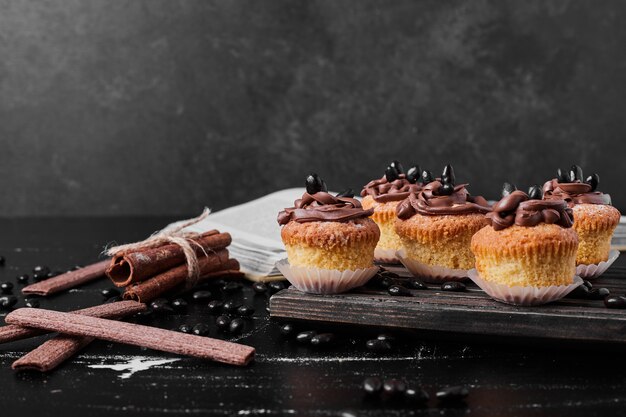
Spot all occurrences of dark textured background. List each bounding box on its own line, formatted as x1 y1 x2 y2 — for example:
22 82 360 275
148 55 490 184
1 0 625 216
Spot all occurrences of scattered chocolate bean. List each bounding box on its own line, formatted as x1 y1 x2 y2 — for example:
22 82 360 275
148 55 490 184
0 295 17 310
105 296 123 303
178 324 192 333
604 295 626 309
171 298 188 312
150 298 173 313
268 281 286 294
207 300 224 314
296 331 316 343
25 299 40 308
583 280 593 290
33 265 49 274
134 308 154 319
47 271 62 278
229 318 244 334
222 281 242 293
441 282 466 292
17 274 29 284
192 323 210 336
280 323 295 336
216 315 232 330
366 339 392 353
192 290 212 301
236 305 255 317
377 333 396 342
311 333 335 347
405 387 429 404
380 271 400 279
0 282 13 294
101 287 120 299
567 285 591 299
0 256 5 266
388 285 411 296
362 377 383 395
383 379 407 396
407 278 427 290
223 300 242 313
588 287 610 300
252 282 268 294
436 385 469 403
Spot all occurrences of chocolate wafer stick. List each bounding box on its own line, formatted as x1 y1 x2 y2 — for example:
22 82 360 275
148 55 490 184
122 251 237 302
0 301 146 344
22 260 110 296
6 309 255 366
12 301 146 372
107 230 232 286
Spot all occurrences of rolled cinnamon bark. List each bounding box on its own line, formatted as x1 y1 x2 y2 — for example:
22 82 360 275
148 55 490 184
0 301 146 344
11 301 146 372
107 230 227 285
22 260 110 296
107 230 232 287
122 251 238 303
6 309 255 366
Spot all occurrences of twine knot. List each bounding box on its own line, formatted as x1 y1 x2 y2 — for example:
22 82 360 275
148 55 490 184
105 208 211 288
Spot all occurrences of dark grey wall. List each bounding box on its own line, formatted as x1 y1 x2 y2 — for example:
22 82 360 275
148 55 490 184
1 0 625 216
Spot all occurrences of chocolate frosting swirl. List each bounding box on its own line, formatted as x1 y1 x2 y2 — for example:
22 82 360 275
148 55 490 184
277 192 374 225
542 179 611 206
361 174 422 203
486 190 574 231
396 181 491 219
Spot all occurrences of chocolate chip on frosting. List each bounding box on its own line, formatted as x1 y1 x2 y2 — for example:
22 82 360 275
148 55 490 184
486 188 574 231
396 166 491 220
543 166 611 206
361 161 424 203
278 175 374 225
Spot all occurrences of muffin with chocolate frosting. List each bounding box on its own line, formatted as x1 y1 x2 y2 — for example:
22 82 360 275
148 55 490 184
543 165 620 265
361 161 423 261
394 165 491 273
278 173 380 271
471 184 578 287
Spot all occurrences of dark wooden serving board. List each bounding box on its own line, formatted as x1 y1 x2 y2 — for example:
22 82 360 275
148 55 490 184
269 263 626 344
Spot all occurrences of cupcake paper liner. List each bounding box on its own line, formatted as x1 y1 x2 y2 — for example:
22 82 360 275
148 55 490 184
274 259 378 294
467 269 583 306
576 250 620 280
374 248 401 264
396 249 469 283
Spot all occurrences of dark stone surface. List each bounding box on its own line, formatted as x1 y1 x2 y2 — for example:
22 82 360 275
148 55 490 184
1 217 626 416
1 1 625 215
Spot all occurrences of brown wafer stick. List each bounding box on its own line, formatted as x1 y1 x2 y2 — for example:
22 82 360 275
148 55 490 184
0 301 146 344
12 301 147 372
122 251 237 303
22 259 110 296
107 230 232 287
6 309 255 366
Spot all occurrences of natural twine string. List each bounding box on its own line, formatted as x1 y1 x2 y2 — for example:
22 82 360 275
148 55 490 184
105 208 212 288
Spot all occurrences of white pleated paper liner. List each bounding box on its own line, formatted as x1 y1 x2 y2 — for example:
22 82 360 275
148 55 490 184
576 250 620 280
396 249 469 283
374 247 401 264
467 269 584 306
274 259 379 294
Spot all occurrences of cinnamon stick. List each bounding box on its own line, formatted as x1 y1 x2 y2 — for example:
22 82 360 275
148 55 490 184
122 250 238 303
107 230 232 287
22 260 110 296
11 301 147 372
6 309 255 366
0 301 146 344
